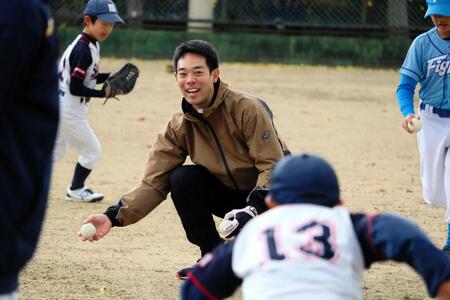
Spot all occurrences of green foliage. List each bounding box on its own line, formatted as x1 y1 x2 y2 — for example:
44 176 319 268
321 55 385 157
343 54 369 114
57 27 412 68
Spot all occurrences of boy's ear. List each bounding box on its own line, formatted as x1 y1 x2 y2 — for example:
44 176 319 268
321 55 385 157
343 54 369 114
84 15 92 25
265 195 278 209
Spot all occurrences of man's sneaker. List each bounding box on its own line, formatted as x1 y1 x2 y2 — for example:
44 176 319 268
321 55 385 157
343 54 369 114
66 186 104 202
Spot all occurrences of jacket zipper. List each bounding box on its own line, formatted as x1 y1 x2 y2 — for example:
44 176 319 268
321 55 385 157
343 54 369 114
199 117 241 192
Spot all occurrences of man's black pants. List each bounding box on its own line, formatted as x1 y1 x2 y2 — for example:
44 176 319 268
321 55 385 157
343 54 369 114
169 165 250 256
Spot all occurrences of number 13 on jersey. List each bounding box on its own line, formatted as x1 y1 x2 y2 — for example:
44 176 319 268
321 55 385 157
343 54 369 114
262 220 340 264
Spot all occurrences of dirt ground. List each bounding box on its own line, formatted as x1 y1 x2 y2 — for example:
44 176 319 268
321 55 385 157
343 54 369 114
19 59 446 299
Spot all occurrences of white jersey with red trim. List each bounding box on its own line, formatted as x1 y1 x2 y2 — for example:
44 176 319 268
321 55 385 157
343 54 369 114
58 33 100 118
232 204 365 300
53 33 102 169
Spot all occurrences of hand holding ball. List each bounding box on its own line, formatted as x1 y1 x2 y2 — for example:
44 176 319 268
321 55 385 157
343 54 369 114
408 117 422 133
79 223 96 239
78 214 113 242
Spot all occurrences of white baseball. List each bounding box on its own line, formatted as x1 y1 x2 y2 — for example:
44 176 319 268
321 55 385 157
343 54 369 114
80 223 96 239
408 117 422 133
218 219 237 238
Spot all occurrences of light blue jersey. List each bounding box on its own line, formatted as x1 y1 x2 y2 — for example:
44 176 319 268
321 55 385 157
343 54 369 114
396 0 450 255
401 27 450 109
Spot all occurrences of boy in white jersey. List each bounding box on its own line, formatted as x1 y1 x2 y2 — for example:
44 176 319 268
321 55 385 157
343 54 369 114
53 0 123 202
182 154 450 300
397 0 450 252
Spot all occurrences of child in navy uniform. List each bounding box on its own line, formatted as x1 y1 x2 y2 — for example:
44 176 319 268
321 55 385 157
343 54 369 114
53 0 124 202
182 154 450 300
0 0 59 298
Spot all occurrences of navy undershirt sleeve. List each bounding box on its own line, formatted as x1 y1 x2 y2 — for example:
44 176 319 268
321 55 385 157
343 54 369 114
351 213 450 297
70 78 105 98
96 72 109 84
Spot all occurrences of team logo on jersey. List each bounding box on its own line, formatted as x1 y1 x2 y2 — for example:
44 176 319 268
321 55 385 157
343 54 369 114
427 54 450 77
91 64 99 79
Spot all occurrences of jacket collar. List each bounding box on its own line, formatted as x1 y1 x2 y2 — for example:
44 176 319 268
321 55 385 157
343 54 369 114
181 79 229 120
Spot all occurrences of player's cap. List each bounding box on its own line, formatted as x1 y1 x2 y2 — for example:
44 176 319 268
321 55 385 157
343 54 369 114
269 153 340 207
425 0 450 18
84 0 124 24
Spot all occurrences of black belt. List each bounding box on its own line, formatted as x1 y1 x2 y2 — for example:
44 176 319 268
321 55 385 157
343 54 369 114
58 89 65 97
420 102 450 118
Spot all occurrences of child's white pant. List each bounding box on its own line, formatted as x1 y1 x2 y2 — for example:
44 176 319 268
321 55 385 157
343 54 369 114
53 113 101 170
419 111 450 222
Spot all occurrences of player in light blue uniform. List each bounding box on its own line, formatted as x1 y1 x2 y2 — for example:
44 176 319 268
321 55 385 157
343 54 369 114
397 0 450 253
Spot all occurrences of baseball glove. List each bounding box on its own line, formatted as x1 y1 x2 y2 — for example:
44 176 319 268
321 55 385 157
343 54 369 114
103 63 139 104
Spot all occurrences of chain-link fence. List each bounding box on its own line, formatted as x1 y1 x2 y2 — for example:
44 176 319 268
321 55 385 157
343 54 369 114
50 0 187 28
215 0 431 34
50 0 431 36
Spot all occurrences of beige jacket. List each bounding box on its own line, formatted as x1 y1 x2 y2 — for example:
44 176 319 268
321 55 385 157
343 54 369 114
116 80 289 225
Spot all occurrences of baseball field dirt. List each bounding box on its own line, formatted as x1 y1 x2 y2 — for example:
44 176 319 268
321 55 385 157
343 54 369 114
19 59 443 299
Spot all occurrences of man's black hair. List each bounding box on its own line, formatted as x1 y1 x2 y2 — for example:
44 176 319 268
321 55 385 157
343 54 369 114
172 40 219 73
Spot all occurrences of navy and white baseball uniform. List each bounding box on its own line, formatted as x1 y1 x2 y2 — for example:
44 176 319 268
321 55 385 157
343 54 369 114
181 207 450 300
0 0 59 297
53 32 104 169
182 154 450 300
53 0 124 202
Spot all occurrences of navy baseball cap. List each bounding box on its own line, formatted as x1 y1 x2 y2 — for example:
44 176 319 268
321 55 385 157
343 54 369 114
84 0 124 24
425 0 450 18
269 154 340 207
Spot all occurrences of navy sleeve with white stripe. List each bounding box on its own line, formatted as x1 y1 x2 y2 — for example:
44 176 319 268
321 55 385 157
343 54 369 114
182 212 450 299
181 240 241 300
351 212 450 297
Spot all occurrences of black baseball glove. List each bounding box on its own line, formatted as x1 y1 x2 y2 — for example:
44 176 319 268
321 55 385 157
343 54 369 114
103 63 139 104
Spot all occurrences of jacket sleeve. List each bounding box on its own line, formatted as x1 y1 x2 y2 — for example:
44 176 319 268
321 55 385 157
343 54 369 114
116 116 187 226
351 212 450 297
240 99 286 188
181 241 242 300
